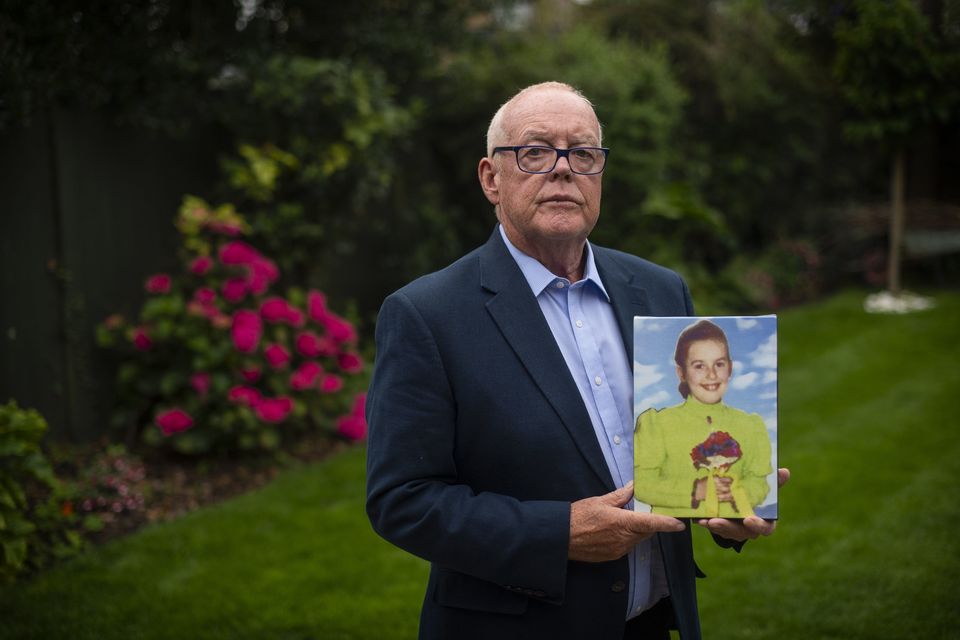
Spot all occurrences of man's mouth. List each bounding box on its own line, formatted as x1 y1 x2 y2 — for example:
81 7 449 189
541 195 579 204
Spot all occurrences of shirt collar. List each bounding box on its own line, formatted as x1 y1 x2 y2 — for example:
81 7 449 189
498 224 610 300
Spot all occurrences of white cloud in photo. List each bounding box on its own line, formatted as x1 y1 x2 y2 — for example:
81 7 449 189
634 363 664 392
733 360 746 376
736 317 758 330
638 389 671 410
749 333 777 369
763 370 778 384
758 390 777 400
730 370 759 390
764 414 778 430
635 319 666 332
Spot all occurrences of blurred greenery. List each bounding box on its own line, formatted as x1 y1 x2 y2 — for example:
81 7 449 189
3 1 958 318
2 289 958 638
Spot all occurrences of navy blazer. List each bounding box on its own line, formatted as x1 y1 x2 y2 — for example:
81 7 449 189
366 229 711 640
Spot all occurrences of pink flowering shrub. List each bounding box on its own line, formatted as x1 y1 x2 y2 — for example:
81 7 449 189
97 196 367 454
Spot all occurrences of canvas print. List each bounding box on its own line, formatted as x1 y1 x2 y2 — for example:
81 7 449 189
633 316 778 520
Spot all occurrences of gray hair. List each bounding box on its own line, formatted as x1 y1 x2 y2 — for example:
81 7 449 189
485 81 602 156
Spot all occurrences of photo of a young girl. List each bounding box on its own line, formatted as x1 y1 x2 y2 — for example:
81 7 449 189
633 317 777 519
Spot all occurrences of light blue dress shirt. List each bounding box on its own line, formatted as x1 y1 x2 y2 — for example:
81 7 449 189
498 226 667 619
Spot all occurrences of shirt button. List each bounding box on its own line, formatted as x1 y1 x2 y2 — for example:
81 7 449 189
638 554 646 562
575 320 583 328
555 281 565 289
613 435 621 445
594 376 602 386
611 580 626 593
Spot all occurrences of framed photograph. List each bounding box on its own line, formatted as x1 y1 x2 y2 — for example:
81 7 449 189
633 316 778 520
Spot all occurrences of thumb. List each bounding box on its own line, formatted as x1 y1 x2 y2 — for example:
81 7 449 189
600 482 635 507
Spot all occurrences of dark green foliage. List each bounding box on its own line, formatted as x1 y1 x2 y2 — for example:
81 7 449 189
0 401 82 583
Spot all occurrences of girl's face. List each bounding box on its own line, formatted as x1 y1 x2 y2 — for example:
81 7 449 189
678 339 731 405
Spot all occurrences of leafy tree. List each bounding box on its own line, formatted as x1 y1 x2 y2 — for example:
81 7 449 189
833 0 960 293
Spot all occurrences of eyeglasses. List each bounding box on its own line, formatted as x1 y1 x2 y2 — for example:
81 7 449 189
492 145 610 175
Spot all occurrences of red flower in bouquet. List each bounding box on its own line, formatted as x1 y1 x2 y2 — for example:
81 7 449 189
156 408 194 436
145 273 171 294
254 396 293 423
295 331 323 358
690 431 743 470
231 310 262 353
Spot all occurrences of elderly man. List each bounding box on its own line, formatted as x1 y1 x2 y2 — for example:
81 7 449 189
366 82 786 640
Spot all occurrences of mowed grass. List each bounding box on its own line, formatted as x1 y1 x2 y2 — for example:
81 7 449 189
693 290 960 639
2 289 958 639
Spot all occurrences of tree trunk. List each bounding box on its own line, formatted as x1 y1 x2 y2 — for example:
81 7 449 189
887 149 906 295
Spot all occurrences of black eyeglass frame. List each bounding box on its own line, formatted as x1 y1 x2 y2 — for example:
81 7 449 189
491 145 610 175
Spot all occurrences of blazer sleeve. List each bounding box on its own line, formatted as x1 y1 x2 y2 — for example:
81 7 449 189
365 291 571 603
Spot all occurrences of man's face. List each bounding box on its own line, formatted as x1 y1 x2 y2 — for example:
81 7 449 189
478 89 603 253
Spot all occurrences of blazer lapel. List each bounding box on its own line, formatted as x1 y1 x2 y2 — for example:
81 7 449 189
479 231 615 490
593 247 651 364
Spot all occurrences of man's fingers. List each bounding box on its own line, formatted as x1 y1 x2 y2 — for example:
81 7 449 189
777 468 790 488
623 511 685 534
696 516 776 541
600 482 635 507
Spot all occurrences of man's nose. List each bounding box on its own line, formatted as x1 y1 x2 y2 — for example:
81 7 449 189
551 154 573 179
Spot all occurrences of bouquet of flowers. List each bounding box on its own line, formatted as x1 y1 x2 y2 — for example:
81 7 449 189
690 431 753 517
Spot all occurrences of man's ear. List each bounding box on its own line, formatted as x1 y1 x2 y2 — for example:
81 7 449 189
478 157 500 205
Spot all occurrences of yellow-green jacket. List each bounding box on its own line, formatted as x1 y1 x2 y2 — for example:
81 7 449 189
634 396 772 518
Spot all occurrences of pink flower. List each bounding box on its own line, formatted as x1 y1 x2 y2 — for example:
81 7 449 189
228 385 261 406
145 273 171 294
295 331 323 358
260 297 293 323
246 258 279 296
222 278 248 303
132 326 152 351
338 352 364 374
351 392 366 417
336 415 366 441
219 240 259 266
319 373 343 393
323 313 357 343
193 287 217 305
240 367 261 383
156 408 193 436
187 301 207 317
231 310 262 353
286 307 305 327
254 396 293 423
190 372 211 396
189 256 213 275
290 361 323 391
307 290 328 323
264 343 291 369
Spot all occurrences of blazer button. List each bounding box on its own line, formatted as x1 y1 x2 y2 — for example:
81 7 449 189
610 580 626 593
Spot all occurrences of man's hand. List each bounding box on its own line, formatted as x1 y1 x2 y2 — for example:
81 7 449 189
696 468 791 541
569 482 686 563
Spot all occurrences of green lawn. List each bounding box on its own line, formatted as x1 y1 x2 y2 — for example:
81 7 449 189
2 290 958 639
